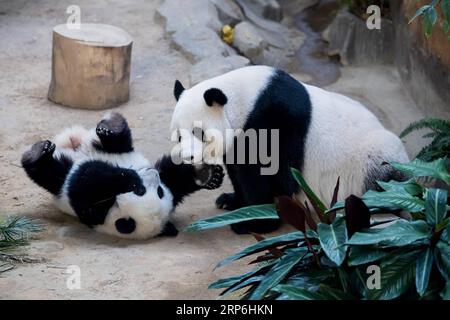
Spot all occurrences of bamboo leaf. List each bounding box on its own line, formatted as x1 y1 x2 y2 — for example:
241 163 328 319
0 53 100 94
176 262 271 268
185 204 277 231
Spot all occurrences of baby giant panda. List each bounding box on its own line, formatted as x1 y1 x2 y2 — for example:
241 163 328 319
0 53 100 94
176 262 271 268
21 113 224 239
170 65 409 234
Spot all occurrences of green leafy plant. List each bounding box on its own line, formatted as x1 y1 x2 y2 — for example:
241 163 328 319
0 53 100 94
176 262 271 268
0 216 43 273
400 118 450 162
409 0 450 39
187 159 450 300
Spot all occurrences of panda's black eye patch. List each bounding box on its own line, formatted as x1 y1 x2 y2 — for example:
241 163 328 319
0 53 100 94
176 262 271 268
157 186 164 199
115 217 136 234
192 127 205 142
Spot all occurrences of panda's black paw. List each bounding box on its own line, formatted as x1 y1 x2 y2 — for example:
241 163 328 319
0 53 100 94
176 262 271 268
22 140 55 165
216 192 242 210
95 112 133 153
158 221 179 237
195 164 224 190
96 112 128 137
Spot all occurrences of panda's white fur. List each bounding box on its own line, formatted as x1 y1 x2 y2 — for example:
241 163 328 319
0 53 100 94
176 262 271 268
171 65 409 206
52 123 174 240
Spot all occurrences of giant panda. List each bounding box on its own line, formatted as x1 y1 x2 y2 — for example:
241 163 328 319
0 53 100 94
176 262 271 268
21 112 224 239
170 65 409 234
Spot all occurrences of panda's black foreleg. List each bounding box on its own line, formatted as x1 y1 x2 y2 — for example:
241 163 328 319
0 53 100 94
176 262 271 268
223 164 281 234
21 140 73 195
216 163 245 210
158 221 179 237
156 155 224 207
95 112 134 154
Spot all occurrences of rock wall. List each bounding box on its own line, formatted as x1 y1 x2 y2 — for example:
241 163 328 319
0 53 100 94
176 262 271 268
391 0 450 117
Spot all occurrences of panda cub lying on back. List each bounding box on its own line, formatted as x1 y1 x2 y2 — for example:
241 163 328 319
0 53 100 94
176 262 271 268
21 113 224 239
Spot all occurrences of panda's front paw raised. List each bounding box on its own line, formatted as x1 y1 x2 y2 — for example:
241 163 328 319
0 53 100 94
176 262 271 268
96 112 127 137
195 164 224 190
22 140 55 165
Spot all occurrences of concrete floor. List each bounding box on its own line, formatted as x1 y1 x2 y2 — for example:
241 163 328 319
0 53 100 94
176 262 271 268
0 0 427 299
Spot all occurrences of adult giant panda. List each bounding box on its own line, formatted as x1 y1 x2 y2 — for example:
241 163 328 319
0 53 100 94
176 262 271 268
170 65 409 234
22 113 224 239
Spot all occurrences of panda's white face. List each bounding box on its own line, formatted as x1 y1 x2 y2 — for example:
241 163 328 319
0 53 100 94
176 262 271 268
170 85 234 164
94 169 173 240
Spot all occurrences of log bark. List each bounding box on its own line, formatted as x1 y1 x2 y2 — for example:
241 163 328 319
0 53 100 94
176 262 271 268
48 24 133 110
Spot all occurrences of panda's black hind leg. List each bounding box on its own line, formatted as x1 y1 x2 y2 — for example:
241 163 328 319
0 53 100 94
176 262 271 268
158 221 179 237
95 112 133 153
21 140 72 195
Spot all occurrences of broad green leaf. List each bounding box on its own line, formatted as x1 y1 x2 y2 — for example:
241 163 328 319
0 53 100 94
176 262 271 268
185 204 277 231
221 275 265 297
424 188 448 227
409 5 431 23
441 222 450 244
390 158 450 184
291 168 327 213
423 7 437 37
249 249 304 300
376 179 423 195
348 246 390 266
273 284 324 300
368 251 418 300
437 240 450 278
317 215 348 266
317 284 355 300
441 281 450 300
326 200 344 213
347 220 430 247
216 231 304 268
416 248 434 296
362 189 425 213
442 0 450 23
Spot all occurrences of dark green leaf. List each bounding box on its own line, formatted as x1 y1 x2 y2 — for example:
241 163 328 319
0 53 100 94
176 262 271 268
185 204 277 231
216 231 304 268
317 284 355 300
441 222 450 244
362 189 425 213
273 284 324 300
442 0 450 23
423 7 438 37
368 251 418 300
347 220 430 247
416 247 434 296
376 179 423 195
249 249 304 300
291 168 327 215
390 158 450 184
348 246 390 266
409 5 431 23
441 281 450 300
437 240 450 279
424 188 448 227
317 215 348 266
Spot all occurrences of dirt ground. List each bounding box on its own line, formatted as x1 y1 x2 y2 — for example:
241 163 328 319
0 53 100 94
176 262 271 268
0 0 427 299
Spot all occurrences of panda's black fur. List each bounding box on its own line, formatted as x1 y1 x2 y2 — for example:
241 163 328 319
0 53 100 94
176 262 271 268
21 113 224 239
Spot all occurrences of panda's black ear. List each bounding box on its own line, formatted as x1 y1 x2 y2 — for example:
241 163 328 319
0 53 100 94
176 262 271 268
174 80 185 101
204 88 227 107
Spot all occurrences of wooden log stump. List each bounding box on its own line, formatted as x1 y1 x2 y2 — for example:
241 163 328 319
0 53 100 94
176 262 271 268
48 24 133 110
